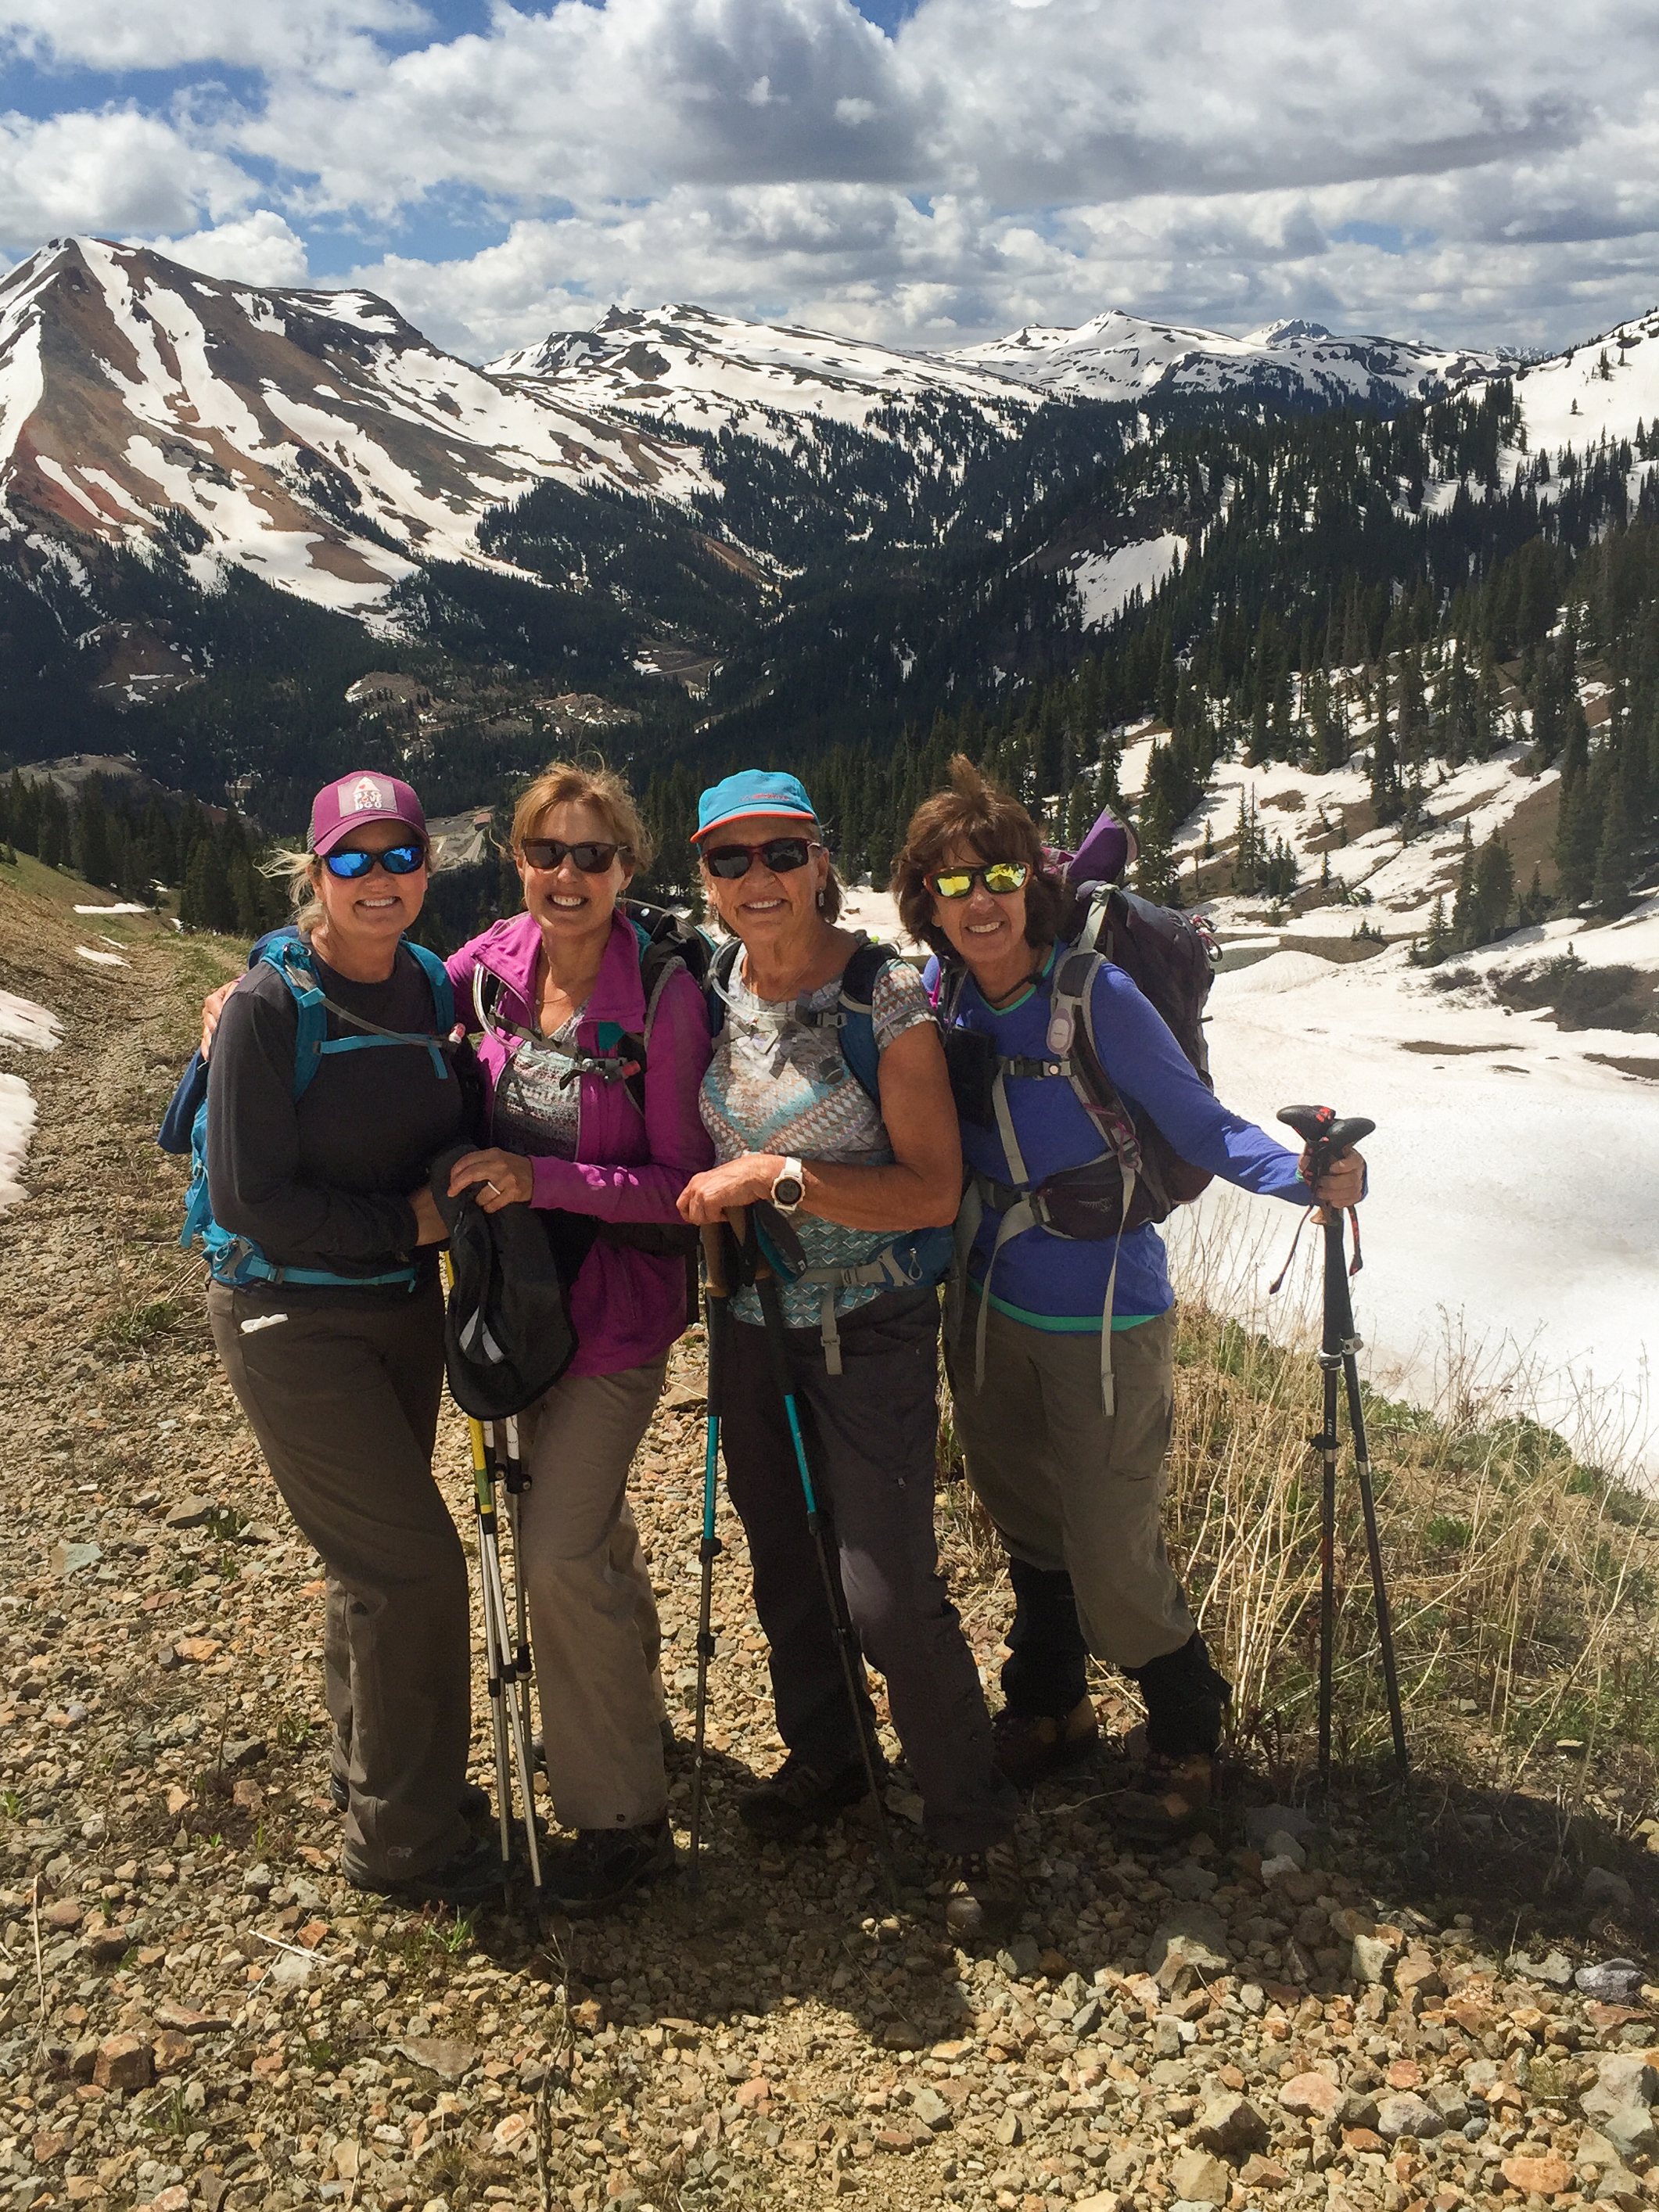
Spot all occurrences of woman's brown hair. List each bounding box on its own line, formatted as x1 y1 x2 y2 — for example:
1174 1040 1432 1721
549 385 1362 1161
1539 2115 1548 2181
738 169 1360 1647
509 759 655 872
891 754 1068 954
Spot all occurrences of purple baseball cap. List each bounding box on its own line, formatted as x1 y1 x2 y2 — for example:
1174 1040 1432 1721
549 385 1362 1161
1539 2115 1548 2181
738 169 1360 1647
308 770 428 857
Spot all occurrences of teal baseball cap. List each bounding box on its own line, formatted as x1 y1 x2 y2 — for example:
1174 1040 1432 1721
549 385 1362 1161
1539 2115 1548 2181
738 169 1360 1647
693 769 818 842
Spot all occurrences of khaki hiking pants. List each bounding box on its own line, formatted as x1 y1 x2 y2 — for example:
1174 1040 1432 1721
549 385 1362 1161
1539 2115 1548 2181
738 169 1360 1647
516 1359 669 1833
946 1302 1194 1675
209 1279 472 1887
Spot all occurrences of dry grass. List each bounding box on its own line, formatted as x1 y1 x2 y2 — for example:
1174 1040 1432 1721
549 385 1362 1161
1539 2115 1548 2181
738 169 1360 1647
1162 1286 1659 1821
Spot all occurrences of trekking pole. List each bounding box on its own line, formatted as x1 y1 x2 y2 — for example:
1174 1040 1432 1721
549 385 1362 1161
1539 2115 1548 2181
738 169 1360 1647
688 1224 730 1885
1277 1106 1409 1783
500 1417 537 1779
737 1212 899 1892
464 1414 517 1899
465 1417 546 1896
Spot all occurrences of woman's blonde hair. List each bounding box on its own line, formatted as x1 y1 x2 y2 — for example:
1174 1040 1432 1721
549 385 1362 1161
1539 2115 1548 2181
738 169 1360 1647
510 759 654 871
264 847 325 936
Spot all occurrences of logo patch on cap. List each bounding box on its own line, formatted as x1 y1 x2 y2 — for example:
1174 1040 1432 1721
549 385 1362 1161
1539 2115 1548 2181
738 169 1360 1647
343 775 390 814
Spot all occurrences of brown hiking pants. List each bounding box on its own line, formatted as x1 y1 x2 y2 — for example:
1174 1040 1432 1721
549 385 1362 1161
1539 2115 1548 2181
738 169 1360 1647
209 1280 472 1884
515 1358 669 1832
946 1303 1194 1673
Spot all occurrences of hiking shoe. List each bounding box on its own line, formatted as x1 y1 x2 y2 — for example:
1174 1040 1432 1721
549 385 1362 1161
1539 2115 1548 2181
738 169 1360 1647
993 1695 1098 1788
347 1834 505 1910
330 1774 491 1822
542 1820 675 1914
737 1751 878 1841
1127 1632 1232 1758
945 1838 1023 1943
1105 1746 1216 1844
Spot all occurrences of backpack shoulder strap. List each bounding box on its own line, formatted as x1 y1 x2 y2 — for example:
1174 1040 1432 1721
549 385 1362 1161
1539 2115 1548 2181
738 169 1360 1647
833 939 900 1103
707 935 742 1041
259 939 330 1102
1047 945 1144 1179
405 940 454 1032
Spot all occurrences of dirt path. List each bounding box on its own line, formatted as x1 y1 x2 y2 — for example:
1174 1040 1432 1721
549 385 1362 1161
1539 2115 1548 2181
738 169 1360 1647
2 878 1656 2212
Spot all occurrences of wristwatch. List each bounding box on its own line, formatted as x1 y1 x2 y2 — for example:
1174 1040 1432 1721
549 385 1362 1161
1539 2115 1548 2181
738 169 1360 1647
770 1156 806 1213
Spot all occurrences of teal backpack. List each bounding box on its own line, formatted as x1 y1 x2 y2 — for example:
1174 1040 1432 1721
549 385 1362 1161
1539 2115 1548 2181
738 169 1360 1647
178 935 455 1291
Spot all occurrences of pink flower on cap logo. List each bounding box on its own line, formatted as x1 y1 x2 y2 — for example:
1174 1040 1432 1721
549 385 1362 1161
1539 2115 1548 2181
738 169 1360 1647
343 775 389 814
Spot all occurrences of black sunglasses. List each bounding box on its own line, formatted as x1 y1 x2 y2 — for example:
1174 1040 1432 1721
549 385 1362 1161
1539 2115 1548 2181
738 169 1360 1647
520 838 624 874
322 842 426 880
703 837 816 881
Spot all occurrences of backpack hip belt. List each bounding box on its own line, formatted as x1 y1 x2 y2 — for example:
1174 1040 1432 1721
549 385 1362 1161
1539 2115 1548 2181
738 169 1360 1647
748 1202 950 1377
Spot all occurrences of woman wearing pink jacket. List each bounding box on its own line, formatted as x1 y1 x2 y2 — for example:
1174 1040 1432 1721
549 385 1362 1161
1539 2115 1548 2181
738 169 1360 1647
443 761 713 1910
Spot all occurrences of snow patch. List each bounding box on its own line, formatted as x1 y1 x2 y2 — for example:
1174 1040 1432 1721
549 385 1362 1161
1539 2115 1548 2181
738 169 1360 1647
1071 534 1183 628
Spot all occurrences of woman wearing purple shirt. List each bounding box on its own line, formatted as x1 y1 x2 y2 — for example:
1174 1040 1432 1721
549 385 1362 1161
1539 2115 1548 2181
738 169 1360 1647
443 763 714 1912
892 756 1365 1840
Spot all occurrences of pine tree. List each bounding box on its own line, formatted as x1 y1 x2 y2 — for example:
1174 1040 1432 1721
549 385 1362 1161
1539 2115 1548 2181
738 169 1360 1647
1553 770 1600 911
1369 666 1402 824
76 778 112 889
181 838 237 934
1450 820 1475 941
1469 834 1514 943
1425 893 1449 963
1593 780 1633 913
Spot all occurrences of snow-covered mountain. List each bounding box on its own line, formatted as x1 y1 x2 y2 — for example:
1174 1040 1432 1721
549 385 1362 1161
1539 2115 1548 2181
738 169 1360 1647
956 309 1504 408
1507 305 1659 453
488 302 1036 439
0 238 713 614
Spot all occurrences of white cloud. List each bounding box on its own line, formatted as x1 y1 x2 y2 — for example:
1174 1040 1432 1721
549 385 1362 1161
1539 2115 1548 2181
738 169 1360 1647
7 0 1659 356
141 208 311 285
0 106 247 244
0 0 422 74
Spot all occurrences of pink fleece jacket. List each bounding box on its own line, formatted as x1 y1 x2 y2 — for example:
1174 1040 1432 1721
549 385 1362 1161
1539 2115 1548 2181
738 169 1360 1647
446 909 714 1379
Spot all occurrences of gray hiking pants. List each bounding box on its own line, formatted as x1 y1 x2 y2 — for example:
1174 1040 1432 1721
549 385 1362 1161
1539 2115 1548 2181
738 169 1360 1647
209 1279 472 1884
720 1287 1018 1857
946 1302 1194 1674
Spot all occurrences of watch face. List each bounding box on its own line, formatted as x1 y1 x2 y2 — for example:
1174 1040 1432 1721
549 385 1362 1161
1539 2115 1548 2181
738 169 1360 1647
773 1176 805 1207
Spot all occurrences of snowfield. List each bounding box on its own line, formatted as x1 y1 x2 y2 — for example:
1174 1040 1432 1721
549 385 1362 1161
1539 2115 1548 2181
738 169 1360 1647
0 983 59 1212
1176 916 1659 1478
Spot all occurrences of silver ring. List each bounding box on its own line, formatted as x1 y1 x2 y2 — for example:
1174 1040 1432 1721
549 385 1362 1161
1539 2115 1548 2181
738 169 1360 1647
484 1181 501 1197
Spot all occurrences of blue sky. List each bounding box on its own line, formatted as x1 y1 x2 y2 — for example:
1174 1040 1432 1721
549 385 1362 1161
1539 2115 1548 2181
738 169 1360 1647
1 0 1655 361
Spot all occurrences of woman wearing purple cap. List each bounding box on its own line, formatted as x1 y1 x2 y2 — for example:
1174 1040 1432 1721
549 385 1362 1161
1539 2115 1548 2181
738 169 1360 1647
890 757 1364 1840
200 761 716 1916
204 770 501 1908
677 768 1022 1941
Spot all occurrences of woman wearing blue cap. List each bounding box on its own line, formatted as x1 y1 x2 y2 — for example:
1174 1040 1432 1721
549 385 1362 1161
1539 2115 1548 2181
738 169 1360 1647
677 770 1022 1939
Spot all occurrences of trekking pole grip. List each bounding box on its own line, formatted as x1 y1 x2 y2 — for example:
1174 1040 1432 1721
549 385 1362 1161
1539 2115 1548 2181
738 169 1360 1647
1277 1103 1375 1200
700 1222 730 1301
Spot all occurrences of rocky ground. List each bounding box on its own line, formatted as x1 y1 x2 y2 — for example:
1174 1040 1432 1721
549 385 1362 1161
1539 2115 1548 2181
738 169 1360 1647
2 872 1658 2212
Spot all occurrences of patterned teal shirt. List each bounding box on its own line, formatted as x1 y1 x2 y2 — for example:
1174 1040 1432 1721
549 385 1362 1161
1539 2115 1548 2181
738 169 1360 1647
699 939 935 1327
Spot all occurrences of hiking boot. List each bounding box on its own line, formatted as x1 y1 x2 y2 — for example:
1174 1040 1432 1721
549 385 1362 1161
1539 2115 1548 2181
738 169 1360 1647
347 1833 505 1910
737 1751 878 1841
542 1820 676 1914
1105 1743 1216 1844
330 1774 491 1823
1127 1632 1231 1759
993 1695 1098 1788
945 1838 1023 1943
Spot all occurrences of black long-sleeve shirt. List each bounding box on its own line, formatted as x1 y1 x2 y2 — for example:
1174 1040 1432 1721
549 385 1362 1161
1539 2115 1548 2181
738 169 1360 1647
206 943 465 1290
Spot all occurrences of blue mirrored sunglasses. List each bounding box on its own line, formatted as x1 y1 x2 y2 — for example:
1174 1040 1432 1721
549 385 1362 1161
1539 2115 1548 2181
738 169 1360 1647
322 842 426 880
